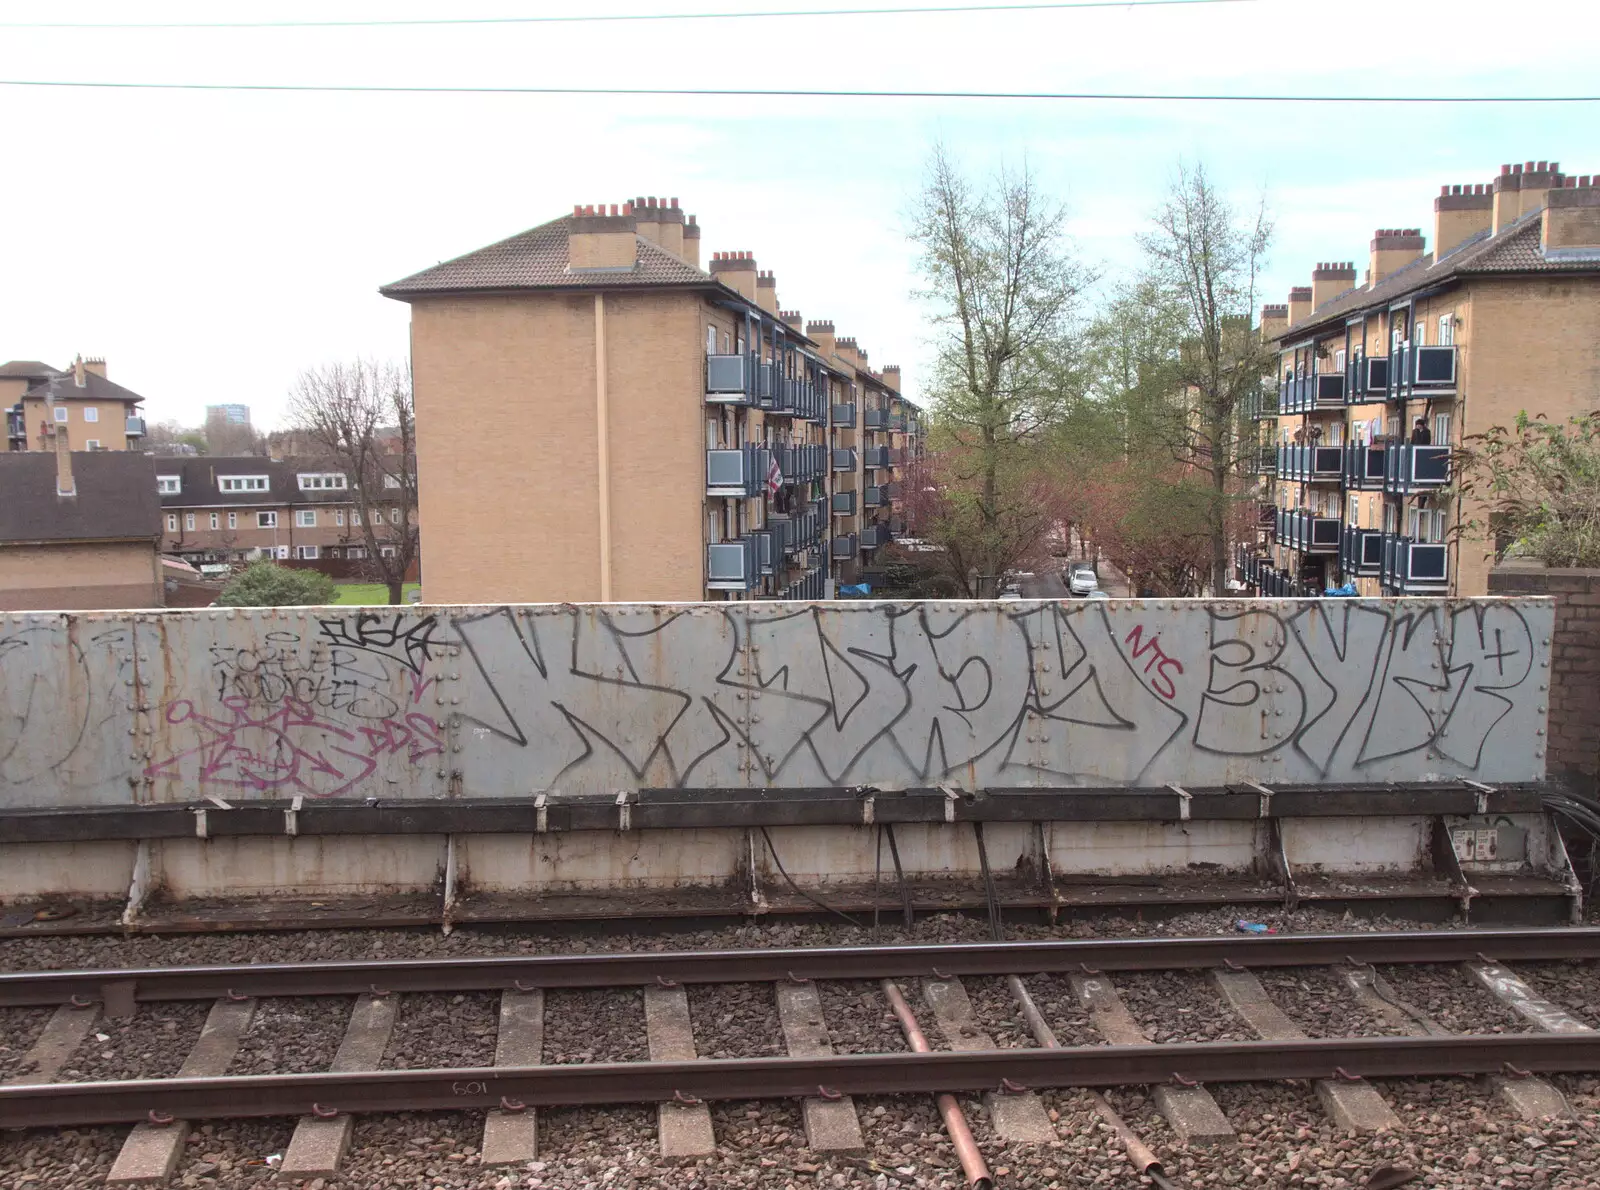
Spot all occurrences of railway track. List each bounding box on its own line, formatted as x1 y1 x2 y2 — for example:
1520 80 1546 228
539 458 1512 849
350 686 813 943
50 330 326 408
3 928 1600 1188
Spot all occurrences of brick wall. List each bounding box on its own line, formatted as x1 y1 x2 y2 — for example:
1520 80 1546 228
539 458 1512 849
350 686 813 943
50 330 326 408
1488 566 1600 792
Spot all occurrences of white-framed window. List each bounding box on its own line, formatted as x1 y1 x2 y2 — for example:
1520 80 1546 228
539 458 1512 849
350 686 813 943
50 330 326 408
1412 321 1425 347
52 406 68 423
382 474 401 489
209 512 219 530
1334 349 1345 373
380 545 397 558
297 473 347 491
1407 507 1422 538
166 513 178 532
83 439 100 450
1434 412 1452 444
706 325 718 354
390 508 401 524
335 509 345 527
295 509 317 528
82 407 99 423
351 510 361 526
1438 314 1455 346
257 511 278 529
275 545 290 559
295 544 320 560
1348 495 1358 523
723 332 731 354
227 511 237 530
184 513 196 531
157 475 181 495
219 475 269 493
347 546 367 560
1433 509 1448 541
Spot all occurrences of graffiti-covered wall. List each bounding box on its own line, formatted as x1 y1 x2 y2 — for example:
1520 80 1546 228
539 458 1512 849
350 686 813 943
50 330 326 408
0 598 1553 808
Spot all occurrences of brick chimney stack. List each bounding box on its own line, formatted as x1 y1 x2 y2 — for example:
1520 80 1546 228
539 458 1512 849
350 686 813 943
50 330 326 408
683 214 701 268
755 270 778 314
1544 176 1600 254
84 356 107 379
54 420 75 496
1369 229 1425 286
659 198 686 258
73 355 86 387
633 196 662 244
881 365 902 392
1286 286 1313 327
1493 161 1565 232
806 320 836 356
568 202 639 271
709 251 759 301
1310 261 1356 310
1435 182 1494 258
1259 303 1289 343
779 309 804 330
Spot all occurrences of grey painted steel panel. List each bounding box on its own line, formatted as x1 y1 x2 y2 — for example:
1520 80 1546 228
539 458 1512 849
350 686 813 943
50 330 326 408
0 598 1552 808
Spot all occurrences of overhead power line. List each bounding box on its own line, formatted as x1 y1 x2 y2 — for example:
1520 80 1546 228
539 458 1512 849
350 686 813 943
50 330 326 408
0 79 1593 103
0 0 1253 30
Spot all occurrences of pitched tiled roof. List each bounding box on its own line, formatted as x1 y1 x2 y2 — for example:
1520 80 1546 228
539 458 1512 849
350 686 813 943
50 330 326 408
0 360 58 378
1277 210 1600 343
381 216 713 297
0 451 160 543
156 456 360 508
22 370 148 406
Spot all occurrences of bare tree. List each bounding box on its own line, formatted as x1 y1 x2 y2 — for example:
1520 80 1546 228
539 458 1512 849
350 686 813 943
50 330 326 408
910 144 1088 595
287 360 419 604
1137 161 1274 594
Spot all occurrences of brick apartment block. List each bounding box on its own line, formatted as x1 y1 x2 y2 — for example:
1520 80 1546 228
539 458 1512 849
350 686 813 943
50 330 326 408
1239 160 1600 598
381 196 922 604
4 356 148 453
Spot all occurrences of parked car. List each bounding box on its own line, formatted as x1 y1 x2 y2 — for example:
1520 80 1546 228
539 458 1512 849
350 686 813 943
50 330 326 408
1067 564 1099 597
1087 589 1111 600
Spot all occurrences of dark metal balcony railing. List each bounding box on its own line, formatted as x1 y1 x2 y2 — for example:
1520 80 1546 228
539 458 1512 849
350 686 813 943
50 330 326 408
125 416 146 437
864 408 889 430
831 490 856 516
778 442 827 484
831 403 857 428
706 445 769 498
831 447 857 472
1383 444 1450 495
706 537 759 590
1340 525 1384 578
1342 444 1387 491
781 565 826 601
1345 353 1390 402
1277 444 1344 483
1256 565 1310 598
1256 502 1276 530
1275 508 1342 554
1247 388 1279 421
1380 534 1449 594
706 354 755 405
863 445 891 469
860 523 890 549
831 533 858 559
1385 344 1457 402
1277 372 1346 415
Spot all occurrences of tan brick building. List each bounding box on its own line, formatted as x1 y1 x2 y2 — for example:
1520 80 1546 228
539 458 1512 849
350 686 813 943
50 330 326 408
1241 160 1600 597
157 455 414 567
381 197 921 603
4 357 147 453
0 438 162 610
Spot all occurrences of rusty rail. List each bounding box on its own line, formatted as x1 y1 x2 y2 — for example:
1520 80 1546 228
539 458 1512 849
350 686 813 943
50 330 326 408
5 1035 1600 1130
4 927 1598 1009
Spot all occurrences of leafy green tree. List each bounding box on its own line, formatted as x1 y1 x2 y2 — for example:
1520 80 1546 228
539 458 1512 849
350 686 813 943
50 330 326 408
1461 411 1600 568
218 561 337 607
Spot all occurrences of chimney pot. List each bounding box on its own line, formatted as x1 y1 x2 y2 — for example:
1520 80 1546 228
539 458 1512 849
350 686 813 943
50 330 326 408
1536 161 1546 172
688 214 696 224
670 197 678 208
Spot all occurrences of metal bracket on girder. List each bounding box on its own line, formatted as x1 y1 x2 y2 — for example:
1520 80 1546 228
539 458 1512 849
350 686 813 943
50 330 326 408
616 791 632 834
1463 779 1495 816
534 791 549 834
1268 817 1299 911
1246 780 1274 819
284 794 303 837
1167 783 1192 821
1432 816 1478 920
939 785 961 823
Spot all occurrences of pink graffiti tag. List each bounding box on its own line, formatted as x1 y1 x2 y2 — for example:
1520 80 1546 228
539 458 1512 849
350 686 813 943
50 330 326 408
143 697 444 798
1124 625 1185 701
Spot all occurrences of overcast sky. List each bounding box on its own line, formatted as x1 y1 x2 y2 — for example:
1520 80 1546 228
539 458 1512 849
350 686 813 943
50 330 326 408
4 0 1597 429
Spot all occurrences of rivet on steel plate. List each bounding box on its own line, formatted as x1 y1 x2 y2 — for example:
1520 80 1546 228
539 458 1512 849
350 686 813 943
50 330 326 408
1171 1073 1197 1088
147 1110 175 1127
499 1097 527 1113
656 976 678 988
786 971 811 984
816 1085 842 1101
999 1078 1027 1094
312 1103 340 1118
672 1090 702 1105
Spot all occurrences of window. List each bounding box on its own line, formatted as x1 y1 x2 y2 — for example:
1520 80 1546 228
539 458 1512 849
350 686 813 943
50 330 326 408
166 513 178 532
297 473 347 491
706 325 717 355
351 510 361 526
257 511 277 529
295 544 320 560
335 509 345 527
390 508 401 524
1348 495 1358 523
1438 314 1455 346
82 407 99 423
1334 349 1345 373
184 513 196 531
347 546 367 560
1412 321 1425 347
380 545 397 558
723 332 731 354
382 474 401 489
83 439 100 450
220 475 269 493
276 545 290 560
227 512 237 530
52 406 68 423
1407 507 1422 538
1433 412 1451 444
157 475 181 495
295 509 317 528
209 513 219 530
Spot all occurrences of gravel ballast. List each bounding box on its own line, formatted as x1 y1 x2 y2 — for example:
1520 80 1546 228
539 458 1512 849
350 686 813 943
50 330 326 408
688 982 784 1060
818 979 907 1054
1117 969 1250 1043
1378 962 1531 1033
56 999 211 1083
541 987 645 1065
0 1006 54 1080
1256 965 1403 1038
382 991 499 1070
228 995 352 1076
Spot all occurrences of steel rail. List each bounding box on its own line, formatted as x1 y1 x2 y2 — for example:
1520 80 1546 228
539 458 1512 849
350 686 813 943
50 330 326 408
2 927 1597 1009
4 1035 1599 1130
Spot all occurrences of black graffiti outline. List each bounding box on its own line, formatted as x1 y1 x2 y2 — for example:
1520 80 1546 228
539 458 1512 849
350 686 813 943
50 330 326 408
316 612 443 676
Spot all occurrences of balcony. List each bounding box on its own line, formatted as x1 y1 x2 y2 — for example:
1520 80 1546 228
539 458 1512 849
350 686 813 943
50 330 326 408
1277 444 1343 483
863 445 891 469
778 508 823 555
1276 508 1342 554
779 442 827 484
1383 444 1450 495
1247 388 1279 421
1342 444 1386 491
1340 525 1384 578
1256 564 1309 597
1380 534 1449 594
707 537 760 591
1278 372 1345 415
125 416 146 438
706 354 754 405
1386 344 1457 401
832 447 857 472
781 566 826 601
6 410 23 441
1256 501 1276 531
1345 353 1390 402
831 403 857 428
831 490 856 516
860 523 890 550
864 408 889 430
831 533 858 559
706 445 770 498
863 485 889 509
